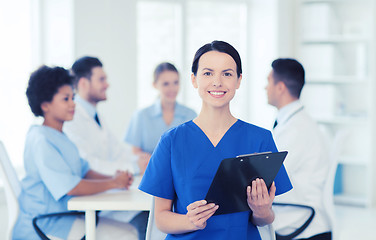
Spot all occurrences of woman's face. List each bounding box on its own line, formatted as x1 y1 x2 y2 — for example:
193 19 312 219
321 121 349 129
153 70 180 104
191 51 242 109
41 85 76 122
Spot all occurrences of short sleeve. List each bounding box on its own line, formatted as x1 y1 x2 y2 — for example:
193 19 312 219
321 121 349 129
261 131 292 196
124 111 143 148
80 158 90 177
139 133 175 199
34 139 83 201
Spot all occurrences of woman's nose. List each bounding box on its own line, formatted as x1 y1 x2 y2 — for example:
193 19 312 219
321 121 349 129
212 76 222 87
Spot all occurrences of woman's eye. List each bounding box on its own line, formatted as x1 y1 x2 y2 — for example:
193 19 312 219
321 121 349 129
163 82 169 87
224 72 232 77
203 72 211 76
64 97 69 101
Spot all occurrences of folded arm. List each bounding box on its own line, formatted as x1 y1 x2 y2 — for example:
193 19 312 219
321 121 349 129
67 169 133 196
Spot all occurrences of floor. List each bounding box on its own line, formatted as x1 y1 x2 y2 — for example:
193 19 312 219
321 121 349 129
0 188 374 239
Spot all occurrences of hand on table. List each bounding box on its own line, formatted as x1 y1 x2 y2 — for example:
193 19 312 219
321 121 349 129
113 170 133 189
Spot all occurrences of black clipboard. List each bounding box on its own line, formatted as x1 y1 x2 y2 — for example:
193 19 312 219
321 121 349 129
205 151 288 215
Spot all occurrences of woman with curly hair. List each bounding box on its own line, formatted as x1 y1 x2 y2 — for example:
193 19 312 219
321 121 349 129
13 66 137 240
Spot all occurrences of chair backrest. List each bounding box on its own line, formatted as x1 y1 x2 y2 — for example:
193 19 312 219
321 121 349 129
0 141 21 240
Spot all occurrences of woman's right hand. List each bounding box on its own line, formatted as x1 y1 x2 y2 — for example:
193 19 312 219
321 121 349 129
186 200 219 230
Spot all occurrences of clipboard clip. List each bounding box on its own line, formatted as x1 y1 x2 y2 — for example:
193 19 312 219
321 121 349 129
236 151 272 158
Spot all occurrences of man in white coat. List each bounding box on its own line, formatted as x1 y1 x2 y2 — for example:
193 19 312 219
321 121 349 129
265 58 333 240
63 56 148 240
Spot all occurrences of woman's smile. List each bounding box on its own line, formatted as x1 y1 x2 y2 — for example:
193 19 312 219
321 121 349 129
208 91 226 98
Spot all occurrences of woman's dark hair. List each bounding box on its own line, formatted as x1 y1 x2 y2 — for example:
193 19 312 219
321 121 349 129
71 56 103 87
26 65 73 117
153 62 179 83
271 58 305 98
191 40 242 78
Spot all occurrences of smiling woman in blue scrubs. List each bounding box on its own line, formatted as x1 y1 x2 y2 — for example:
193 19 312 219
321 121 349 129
139 41 293 240
12 66 136 240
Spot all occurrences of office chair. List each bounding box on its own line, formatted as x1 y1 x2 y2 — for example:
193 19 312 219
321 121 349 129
145 197 276 240
0 141 21 240
0 141 86 240
273 203 315 240
272 130 341 240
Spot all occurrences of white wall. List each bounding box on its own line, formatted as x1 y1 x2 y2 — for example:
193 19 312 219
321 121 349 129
38 0 75 67
73 0 138 138
0 0 34 168
246 0 278 129
276 0 298 57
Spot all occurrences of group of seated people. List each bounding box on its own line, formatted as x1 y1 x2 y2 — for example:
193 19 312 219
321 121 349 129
11 40 333 240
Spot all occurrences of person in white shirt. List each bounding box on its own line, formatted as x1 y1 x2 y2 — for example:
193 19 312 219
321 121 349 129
63 56 148 240
265 58 333 240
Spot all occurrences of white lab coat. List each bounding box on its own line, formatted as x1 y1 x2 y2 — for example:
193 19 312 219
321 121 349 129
63 103 136 175
272 101 332 239
63 102 140 223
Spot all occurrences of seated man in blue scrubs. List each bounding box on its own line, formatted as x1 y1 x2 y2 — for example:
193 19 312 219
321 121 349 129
139 40 293 240
12 66 138 240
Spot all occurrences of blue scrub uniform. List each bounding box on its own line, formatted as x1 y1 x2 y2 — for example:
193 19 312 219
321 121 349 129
139 120 292 240
125 100 196 154
13 125 90 240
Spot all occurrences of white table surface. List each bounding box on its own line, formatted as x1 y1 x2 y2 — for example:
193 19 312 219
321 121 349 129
68 187 152 211
67 177 152 240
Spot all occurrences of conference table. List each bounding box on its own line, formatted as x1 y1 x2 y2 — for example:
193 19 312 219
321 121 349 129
67 177 152 240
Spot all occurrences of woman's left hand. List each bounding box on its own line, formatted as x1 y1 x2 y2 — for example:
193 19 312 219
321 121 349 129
247 178 275 221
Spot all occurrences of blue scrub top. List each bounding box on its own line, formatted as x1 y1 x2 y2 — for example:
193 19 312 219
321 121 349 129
13 125 90 240
125 100 196 154
139 120 292 240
